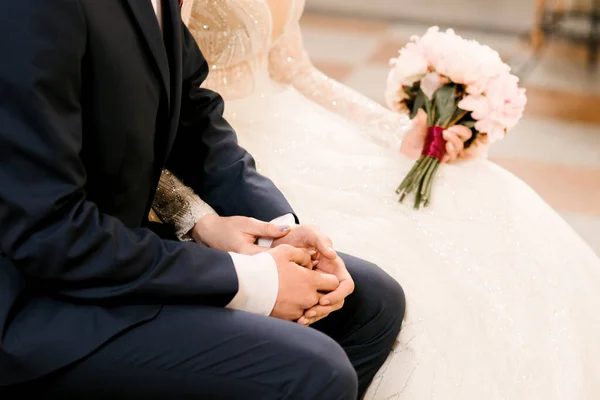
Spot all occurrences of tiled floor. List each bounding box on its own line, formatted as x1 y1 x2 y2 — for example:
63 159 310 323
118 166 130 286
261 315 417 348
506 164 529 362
300 13 600 254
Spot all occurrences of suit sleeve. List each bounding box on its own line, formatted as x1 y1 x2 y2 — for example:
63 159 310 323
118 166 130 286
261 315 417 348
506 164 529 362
165 22 298 224
0 0 238 305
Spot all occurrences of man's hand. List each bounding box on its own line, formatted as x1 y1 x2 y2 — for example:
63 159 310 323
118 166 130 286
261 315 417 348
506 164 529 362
271 225 337 263
190 215 292 254
400 109 488 163
272 225 353 325
298 255 354 326
269 245 340 321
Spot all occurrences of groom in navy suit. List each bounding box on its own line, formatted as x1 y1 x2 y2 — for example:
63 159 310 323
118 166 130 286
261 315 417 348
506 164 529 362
0 0 405 398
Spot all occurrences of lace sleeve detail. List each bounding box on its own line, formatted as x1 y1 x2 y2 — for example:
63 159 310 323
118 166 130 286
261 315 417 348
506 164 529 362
152 169 217 241
269 24 412 147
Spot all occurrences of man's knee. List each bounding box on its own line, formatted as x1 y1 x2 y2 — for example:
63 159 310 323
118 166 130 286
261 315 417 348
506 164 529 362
314 343 358 400
293 331 358 399
370 262 405 333
344 255 406 333
381 269 406 326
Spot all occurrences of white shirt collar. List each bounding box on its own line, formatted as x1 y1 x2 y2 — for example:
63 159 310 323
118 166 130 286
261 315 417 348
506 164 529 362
150 0 163 32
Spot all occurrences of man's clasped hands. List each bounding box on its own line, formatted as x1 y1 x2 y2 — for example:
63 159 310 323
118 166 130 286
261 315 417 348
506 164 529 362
190 215 355 326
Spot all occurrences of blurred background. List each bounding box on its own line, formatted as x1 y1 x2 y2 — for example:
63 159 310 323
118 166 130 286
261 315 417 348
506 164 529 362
301 0 600 254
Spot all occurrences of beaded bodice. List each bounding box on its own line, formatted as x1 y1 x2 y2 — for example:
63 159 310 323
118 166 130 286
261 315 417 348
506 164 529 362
181 0 410 134
183 0 304 99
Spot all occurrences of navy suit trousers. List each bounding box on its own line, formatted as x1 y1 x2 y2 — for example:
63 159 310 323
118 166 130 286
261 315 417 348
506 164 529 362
4 253 405 400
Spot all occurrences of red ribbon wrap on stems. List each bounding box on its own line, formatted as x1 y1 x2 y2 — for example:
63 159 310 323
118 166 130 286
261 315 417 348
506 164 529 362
422 126 447 161
396 126 447 208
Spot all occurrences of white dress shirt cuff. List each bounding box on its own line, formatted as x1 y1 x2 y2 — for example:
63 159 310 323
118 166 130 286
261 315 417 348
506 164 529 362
257 213 296 248
226 252 279 315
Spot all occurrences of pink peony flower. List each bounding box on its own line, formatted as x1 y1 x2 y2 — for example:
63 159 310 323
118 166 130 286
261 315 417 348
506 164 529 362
416 27 461 68
433 42 508 91
461 43 511 95
411 27 510 95
385 26 526 143
459 73 527 142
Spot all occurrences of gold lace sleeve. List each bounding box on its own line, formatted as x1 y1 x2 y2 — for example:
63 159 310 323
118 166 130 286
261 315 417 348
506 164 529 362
268 23 412 147
152 169 217 241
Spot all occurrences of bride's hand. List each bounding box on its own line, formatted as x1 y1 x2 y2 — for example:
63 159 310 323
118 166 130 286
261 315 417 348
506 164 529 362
400 109 488 163
190 215 292 254
459 133 490 160
271 225 337 262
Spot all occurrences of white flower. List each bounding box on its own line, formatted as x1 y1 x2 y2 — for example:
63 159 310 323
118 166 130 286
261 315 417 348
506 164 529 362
384 66 409 112
390 42 429 86
385 42 429 111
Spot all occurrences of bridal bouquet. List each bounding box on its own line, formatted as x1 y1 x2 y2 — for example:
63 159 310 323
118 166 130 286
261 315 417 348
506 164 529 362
385 27 527 208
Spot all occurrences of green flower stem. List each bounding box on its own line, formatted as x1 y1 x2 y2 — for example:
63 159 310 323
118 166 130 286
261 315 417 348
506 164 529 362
421 171 434 205
447 110 468 128
398 153 445 208
420 157 437 196
414 173 426 209
423 161 440 206
406 157 432 197
396 155 425 194
415 157 438 208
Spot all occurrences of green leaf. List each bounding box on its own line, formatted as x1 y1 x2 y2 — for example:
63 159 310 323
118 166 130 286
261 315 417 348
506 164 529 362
410 91 426 119
423 95 433 126
434 84 456 126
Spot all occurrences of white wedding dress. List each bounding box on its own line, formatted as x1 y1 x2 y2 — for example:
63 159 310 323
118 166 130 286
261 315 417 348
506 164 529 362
171 1 600 398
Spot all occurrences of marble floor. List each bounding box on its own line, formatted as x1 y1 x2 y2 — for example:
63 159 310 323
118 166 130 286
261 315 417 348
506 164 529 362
299 13 600 254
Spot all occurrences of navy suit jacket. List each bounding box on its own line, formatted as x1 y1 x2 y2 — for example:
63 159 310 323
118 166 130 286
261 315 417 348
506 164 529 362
0 0 294 385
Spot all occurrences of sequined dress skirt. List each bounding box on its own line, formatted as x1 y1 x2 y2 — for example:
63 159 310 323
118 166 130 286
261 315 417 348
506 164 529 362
222 84 600 399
